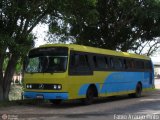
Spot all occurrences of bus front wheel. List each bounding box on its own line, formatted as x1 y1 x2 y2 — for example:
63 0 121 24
50 99 62 105
82 86 95 105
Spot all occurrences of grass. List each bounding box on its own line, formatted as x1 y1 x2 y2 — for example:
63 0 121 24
9 84 23 101
0 84 28 107
0 84 23 107
0 84 48 107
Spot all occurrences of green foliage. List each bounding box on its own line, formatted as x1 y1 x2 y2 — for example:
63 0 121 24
2 58 9 71
48 0 160 54
15 59 22 74
0 0 69 101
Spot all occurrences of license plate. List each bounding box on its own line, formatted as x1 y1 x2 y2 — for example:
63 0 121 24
36 95 44 99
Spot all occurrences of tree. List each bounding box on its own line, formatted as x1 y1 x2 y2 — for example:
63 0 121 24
0 0 66 101
130 38 160 56
48 0 160 54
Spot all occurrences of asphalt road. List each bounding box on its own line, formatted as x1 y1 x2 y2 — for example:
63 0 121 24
0 79 160 120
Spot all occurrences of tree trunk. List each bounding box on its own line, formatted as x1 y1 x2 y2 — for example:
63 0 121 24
0 54 19 101
0 84 3 101
0 52 5 101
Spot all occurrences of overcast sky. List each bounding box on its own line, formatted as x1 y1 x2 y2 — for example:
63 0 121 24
32 24 48 47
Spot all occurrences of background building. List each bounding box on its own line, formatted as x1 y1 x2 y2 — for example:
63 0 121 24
151 57 160 78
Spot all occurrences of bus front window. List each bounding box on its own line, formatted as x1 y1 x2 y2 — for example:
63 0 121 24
26 57 40 72
26 56 68 73
25 47 68 73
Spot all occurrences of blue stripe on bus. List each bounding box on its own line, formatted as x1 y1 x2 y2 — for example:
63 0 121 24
78 83 101 96
101 72 152 93
24 92 68 100
78 84 89 95
78 72 153 95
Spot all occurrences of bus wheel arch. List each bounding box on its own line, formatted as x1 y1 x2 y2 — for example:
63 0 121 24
82 84 98 105
135 81 142 98
129 81 142 98
89 84 98 97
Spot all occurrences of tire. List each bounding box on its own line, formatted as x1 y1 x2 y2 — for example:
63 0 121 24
50 99 62 105
82 87 95 105
135 83 142 98
129 83 142 98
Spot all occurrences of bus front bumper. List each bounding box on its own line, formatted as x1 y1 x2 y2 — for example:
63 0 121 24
23 92 68 100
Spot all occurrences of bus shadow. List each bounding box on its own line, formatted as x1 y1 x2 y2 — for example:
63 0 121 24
19 90 159 109
36 94 148 109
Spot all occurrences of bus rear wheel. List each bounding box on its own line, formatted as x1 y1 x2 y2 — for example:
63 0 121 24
135 83 142 98
129 83 142 98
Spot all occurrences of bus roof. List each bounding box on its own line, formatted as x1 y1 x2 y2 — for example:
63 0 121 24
39 44 150 60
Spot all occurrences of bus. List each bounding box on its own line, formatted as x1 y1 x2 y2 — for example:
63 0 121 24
23 44 154 104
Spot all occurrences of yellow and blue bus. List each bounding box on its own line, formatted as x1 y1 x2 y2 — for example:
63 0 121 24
23 44 154 104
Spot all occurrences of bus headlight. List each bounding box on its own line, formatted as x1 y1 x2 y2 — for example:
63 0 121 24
26 84 32 89
26 85 29 88
53 84 62 90
53 85 57 89
57 85 62 90
29 85 32 89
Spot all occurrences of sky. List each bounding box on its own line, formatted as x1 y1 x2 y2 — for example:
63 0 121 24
32 24 48 47
32 24 160 64
151 57 160 63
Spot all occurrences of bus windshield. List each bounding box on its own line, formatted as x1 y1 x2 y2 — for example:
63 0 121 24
25 47 68 73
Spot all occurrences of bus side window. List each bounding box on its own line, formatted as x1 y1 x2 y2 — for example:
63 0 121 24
69 53 92 75
124 59 127 69
126 60 132 69
114 58 123 69
93 56 97 68
109 57 114 68
70 54 76 67
95 56 108 70
105 57 109 69
131 60 135 69
136 60 144 70
145 61 152 71
118 59 123 69
78 55 87 67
